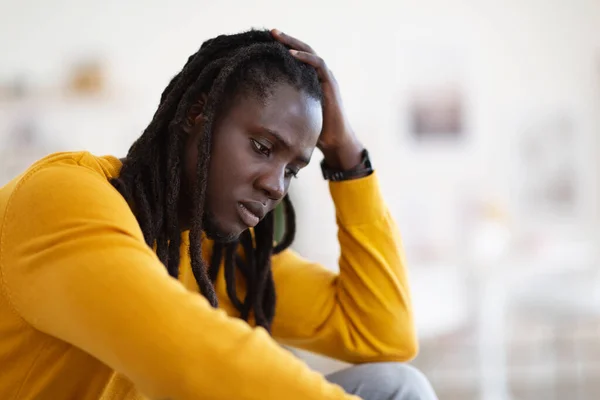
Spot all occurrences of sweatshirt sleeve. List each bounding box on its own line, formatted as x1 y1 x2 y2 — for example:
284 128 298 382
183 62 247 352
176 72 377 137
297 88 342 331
0 164 359 400
271 172 417 363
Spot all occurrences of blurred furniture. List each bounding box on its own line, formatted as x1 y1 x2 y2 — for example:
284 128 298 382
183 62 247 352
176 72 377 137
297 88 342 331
474 233 599 400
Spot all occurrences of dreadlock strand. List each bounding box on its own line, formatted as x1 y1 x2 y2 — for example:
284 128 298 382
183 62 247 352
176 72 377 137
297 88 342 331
262 268 276 328
189 228 218 306
187 90 219 307
209 242 224 282
238 230 257 321
252 212 275 330
132 176 154 246
164 130 185 278
224 242 244 310
156 234 169 266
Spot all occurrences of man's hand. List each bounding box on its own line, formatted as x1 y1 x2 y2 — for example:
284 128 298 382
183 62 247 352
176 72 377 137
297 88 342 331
271 29 364 171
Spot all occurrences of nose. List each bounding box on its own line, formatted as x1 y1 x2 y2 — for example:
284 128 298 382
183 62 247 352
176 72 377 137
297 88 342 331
255 165 286 202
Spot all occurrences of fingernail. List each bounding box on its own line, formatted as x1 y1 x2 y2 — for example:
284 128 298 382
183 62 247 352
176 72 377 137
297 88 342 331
289 49 298 55
272 29 282 35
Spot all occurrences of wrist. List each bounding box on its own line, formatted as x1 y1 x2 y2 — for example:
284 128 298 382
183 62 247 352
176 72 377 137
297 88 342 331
320 138 364 171
321 148 373 181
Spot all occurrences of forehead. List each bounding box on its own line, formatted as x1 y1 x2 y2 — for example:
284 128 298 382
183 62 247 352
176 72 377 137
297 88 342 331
229 84 323 151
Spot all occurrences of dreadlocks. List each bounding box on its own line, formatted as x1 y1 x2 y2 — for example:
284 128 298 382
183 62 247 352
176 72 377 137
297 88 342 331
110 29 322 332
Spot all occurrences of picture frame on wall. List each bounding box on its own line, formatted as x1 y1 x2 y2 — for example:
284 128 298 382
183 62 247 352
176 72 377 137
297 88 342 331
409 83 464 141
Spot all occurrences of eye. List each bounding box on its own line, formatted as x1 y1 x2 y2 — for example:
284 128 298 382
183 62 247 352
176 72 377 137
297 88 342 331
250 139 271 157
285 167 299 179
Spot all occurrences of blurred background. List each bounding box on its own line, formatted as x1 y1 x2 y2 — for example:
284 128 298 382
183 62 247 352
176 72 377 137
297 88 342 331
2 0 600 398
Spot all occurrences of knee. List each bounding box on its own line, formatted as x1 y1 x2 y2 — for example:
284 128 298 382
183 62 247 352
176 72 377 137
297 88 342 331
360 363 437 400
388 363 435 398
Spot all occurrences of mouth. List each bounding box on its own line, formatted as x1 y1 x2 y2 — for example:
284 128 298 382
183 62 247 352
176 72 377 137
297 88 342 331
237 202 265 228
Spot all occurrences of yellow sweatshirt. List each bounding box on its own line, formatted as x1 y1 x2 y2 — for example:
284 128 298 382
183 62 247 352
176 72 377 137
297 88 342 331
0 152 416 400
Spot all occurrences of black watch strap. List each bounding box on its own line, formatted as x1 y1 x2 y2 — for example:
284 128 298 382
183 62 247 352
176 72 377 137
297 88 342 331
321 149 373 181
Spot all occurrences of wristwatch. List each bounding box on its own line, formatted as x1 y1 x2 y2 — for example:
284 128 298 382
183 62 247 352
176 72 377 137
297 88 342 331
320 149 373 181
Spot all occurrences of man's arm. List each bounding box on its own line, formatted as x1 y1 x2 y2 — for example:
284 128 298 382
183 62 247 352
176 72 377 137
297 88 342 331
1 165 359 400
271 172 418 363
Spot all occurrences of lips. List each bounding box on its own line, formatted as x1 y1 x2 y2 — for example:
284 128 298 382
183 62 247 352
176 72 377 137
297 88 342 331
238 201 266 228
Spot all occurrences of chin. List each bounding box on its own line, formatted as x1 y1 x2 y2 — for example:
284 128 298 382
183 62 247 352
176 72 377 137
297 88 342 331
204 227 241 243
202 212 243 243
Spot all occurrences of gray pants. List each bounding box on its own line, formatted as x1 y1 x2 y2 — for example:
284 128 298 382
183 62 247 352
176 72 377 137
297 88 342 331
326 363 438 400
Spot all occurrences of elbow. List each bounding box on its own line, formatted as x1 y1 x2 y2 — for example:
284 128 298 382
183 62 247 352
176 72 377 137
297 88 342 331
341 320 419 363
373 326 419 362
383 332 419 362
344 332 419 364
381 303 419 361
365 315 420 362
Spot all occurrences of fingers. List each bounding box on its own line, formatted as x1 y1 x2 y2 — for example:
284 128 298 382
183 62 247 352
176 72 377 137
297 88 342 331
272 29 337 85
289 50 324 69
288 50 332 81
271 29 315 54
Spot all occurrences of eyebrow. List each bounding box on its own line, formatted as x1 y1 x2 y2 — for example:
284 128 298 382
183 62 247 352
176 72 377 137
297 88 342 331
262 127 311 165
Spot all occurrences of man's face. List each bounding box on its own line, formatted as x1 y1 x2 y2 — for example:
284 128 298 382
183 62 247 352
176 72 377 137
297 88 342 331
183 83 322 242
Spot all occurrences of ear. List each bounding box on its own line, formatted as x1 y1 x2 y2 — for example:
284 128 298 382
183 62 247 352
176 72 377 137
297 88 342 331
184 93 209 133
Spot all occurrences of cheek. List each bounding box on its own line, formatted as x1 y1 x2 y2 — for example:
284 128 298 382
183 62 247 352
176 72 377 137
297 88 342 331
209 131 257 189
